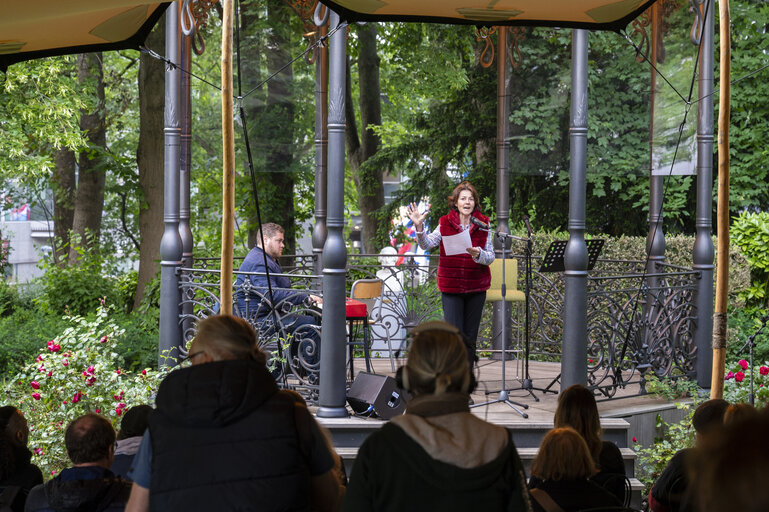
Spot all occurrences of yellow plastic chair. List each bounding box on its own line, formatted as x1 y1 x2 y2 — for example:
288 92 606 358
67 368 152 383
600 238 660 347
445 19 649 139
487 258 526 302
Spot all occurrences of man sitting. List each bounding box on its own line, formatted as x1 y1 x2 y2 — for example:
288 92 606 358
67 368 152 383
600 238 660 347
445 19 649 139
649 398 729 512
25 414 131 512
235 222 321 373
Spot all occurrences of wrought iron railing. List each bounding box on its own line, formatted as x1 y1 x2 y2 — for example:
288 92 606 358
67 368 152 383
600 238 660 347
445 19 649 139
178 253 698 400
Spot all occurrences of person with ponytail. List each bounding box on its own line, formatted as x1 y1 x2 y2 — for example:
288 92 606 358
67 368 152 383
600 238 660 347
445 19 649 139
343 321 532 512
126 315 341 512
0 407 42 512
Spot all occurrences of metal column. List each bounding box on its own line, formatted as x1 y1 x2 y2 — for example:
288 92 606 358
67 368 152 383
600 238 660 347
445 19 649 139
492 28 512 360
562 29 589 388
693 0 715 388
159 2 183 366
312 18 329 276
317 11 349 418
179 27 194 339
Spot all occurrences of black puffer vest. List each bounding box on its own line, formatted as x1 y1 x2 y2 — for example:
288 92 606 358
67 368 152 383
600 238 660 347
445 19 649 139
149 360 311 511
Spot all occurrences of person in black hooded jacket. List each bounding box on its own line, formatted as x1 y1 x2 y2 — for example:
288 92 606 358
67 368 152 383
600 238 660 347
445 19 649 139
125 314 341 512
0 406 42 512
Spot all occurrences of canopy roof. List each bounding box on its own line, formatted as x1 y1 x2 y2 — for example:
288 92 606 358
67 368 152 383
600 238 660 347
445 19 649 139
322 0 656 30
0 1 170 71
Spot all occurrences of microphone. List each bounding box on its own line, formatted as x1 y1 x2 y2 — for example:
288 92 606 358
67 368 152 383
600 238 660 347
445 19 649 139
470 217 490 230
523 214 533 237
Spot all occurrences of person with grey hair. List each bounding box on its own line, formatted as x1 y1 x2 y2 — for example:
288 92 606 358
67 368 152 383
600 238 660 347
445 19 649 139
125 314 341 511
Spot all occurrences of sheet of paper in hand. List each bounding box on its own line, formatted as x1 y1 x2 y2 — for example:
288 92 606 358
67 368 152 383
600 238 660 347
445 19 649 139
441 229 472 256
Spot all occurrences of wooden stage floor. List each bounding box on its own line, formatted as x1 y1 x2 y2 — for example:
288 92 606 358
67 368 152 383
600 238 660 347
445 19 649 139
332 356 673 423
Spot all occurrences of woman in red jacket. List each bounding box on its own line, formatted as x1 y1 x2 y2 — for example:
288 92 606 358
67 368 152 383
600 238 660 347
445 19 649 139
407 181 494 367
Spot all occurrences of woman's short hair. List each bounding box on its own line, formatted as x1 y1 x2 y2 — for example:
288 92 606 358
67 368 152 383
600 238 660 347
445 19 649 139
402 321 471 396
193 315 266 365
117 405 154 441
447 181 480 212
530 427 597 481
554 384 603 462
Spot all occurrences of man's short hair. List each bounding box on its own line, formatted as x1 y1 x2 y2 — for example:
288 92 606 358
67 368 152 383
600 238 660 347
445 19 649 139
256 223 284 247
692 398 729 435
65 414 116 464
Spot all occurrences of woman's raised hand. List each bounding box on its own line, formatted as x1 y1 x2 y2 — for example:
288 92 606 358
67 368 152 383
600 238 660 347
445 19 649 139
406 202 429 230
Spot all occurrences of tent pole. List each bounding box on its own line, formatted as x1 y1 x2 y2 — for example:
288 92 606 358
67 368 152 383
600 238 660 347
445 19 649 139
220 0 235 314
711 0 731 398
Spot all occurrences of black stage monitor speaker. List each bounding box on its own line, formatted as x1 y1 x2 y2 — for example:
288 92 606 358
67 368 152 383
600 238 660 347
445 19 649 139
347 372 409 420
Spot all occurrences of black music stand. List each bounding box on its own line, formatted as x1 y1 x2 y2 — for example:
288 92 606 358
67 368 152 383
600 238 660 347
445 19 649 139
539 239 604 394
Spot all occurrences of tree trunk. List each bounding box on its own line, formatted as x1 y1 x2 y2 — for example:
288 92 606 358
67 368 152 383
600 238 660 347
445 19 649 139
69 52 107 263
345 24 384 253
134 21 166 309
52 147 76 266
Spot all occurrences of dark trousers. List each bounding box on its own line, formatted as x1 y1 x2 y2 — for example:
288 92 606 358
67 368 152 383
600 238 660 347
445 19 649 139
441 291 486 366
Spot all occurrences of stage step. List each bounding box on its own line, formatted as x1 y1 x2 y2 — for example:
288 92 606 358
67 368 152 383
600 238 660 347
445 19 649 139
317 415 631 449
318 414 641 509
334 445 643 509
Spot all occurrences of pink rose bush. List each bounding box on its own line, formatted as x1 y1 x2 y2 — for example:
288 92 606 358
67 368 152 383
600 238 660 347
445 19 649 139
2 305 169 478
724 358 769 408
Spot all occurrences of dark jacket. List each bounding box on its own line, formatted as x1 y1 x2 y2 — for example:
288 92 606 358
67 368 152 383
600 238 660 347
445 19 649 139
24 467 130 512
650 449 691 512
343 422 531 512
436 210 492 294
529 478 621 512
148 359 317 511
235 246 306 318
0 444 43 512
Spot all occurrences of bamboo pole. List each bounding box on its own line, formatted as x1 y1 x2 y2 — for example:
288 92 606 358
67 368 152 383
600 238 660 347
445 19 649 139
220 0 235 314
711 0 731 398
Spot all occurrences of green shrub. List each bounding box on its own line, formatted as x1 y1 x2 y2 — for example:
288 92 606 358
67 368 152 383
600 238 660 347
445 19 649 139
0 308 70 378
3 305 170 477
731 211 769 308
34 243 121 317
723 359 769 408
726 307 769 365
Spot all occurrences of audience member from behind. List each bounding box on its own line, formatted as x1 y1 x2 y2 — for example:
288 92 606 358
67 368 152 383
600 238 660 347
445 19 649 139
343 321 532 512
722 402 757 426
0 407 42 512
691 407 769 512
543 384 626 503
529 427 620 512
25 413 131 512
125 314 340 512
110 405 153 480
649 398 729 512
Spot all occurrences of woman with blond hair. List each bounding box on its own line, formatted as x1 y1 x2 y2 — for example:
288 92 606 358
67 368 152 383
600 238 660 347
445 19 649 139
529 428 620 512
343 321 531 512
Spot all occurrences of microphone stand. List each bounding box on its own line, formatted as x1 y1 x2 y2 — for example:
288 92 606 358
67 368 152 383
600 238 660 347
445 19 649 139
470 225 529 418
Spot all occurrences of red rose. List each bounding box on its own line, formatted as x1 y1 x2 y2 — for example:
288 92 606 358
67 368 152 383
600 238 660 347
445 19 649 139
760 366 769 376
739 359 749 370
632 437 638 443
735 371 745 383
32 392 41 400
30 381 40 390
